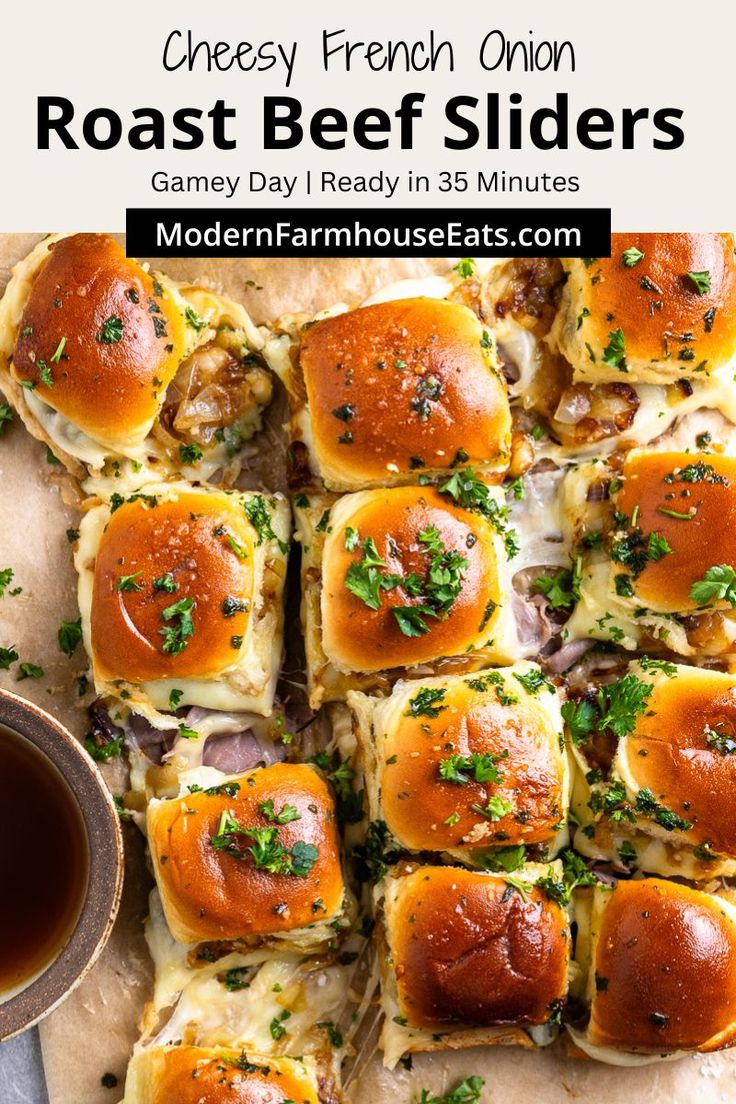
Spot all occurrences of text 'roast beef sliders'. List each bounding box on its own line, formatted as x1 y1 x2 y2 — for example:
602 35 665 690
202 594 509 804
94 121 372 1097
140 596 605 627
277 297 511 491
350 665 568 865
377 863 570 1067
550 233 736 385
572 879 736 1059
123 1046 321 1104
147 763 346 953
582 661 736 879
0 233 273 481
296 478 521 707
75 482 290 721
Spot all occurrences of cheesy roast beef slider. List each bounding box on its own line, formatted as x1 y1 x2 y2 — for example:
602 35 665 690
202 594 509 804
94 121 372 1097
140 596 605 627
75 482 289 719
280 297 511 491
123 1046 321 1104
378 863 570 1066
147 763 346 950
573 878 736 1058
297 481 520 706
567 449 736 656
0 233 272 480
551 233 736 385
578 662 736 879
350 665 568 864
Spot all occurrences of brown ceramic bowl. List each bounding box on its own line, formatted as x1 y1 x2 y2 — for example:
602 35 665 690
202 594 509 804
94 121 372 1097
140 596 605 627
0 689 124 1040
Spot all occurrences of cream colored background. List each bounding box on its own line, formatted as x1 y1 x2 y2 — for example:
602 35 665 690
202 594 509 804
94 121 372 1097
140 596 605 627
0 0 733 229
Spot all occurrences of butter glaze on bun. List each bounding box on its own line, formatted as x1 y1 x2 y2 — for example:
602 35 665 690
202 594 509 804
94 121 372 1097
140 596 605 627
90 491 254 684
298 298 511 489
11 233 187 446
552 234 736 383
613 449 736 613
384 865 569 1029
147 763 344 945
588 879 736 1052
352 669 567 856
320 484 503 673
124 1046 320 1104
617 664 736 858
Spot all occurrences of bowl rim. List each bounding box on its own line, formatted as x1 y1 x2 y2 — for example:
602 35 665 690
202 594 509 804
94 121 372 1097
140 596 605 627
0 688 124 1041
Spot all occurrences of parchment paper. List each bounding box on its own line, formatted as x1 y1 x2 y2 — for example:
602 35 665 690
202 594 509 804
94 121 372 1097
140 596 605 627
1 235 735 1103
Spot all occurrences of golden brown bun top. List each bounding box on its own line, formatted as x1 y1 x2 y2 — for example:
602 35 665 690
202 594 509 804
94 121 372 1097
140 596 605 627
150 1047 319 1104
570 233 736 372
12 234 186 443
147 763 344 942
321 485 501 673
91 491 254 683
614 450 736 613
300 298 511 485
387 865 569 1029
381 677 565 852
590 879 736 1052
625 666 736 856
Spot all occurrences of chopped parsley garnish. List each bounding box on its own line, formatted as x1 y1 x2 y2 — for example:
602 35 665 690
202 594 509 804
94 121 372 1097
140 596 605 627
168 688 183 710
211 814 318 877
84 732 123 762
691 564 736 607
17 661 44 680
0 404 13 435
159 597 195 655
438 750 508 786
466 670 518 705
244 495 289 555
454 258 476 278
153 573 177 593
351 820 401 883
622 246 644 268
479 845 526 873
665 460 727 487
704 723 736 755
184 305 207 331
0 646 19 670
634 788 692 831
308 750 364 825
416 1076 485 1104
222 595 248 617
406 686 447 718
470 795 513 821
270 1009 292 1041
601 327 626 371
438 467 519 558
562 674 653 744
687 270 711 295
97 316 123 344
37 360 53 387
0 567 15 598
117 572 144 592
217 966 251 992
178 442 203 465
344 526 359 551
344 525 467 638
513 668 554 696
533 564 580 610
58 617 82 656
259 799 301 825
536 849 598 905
178 722 198 740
